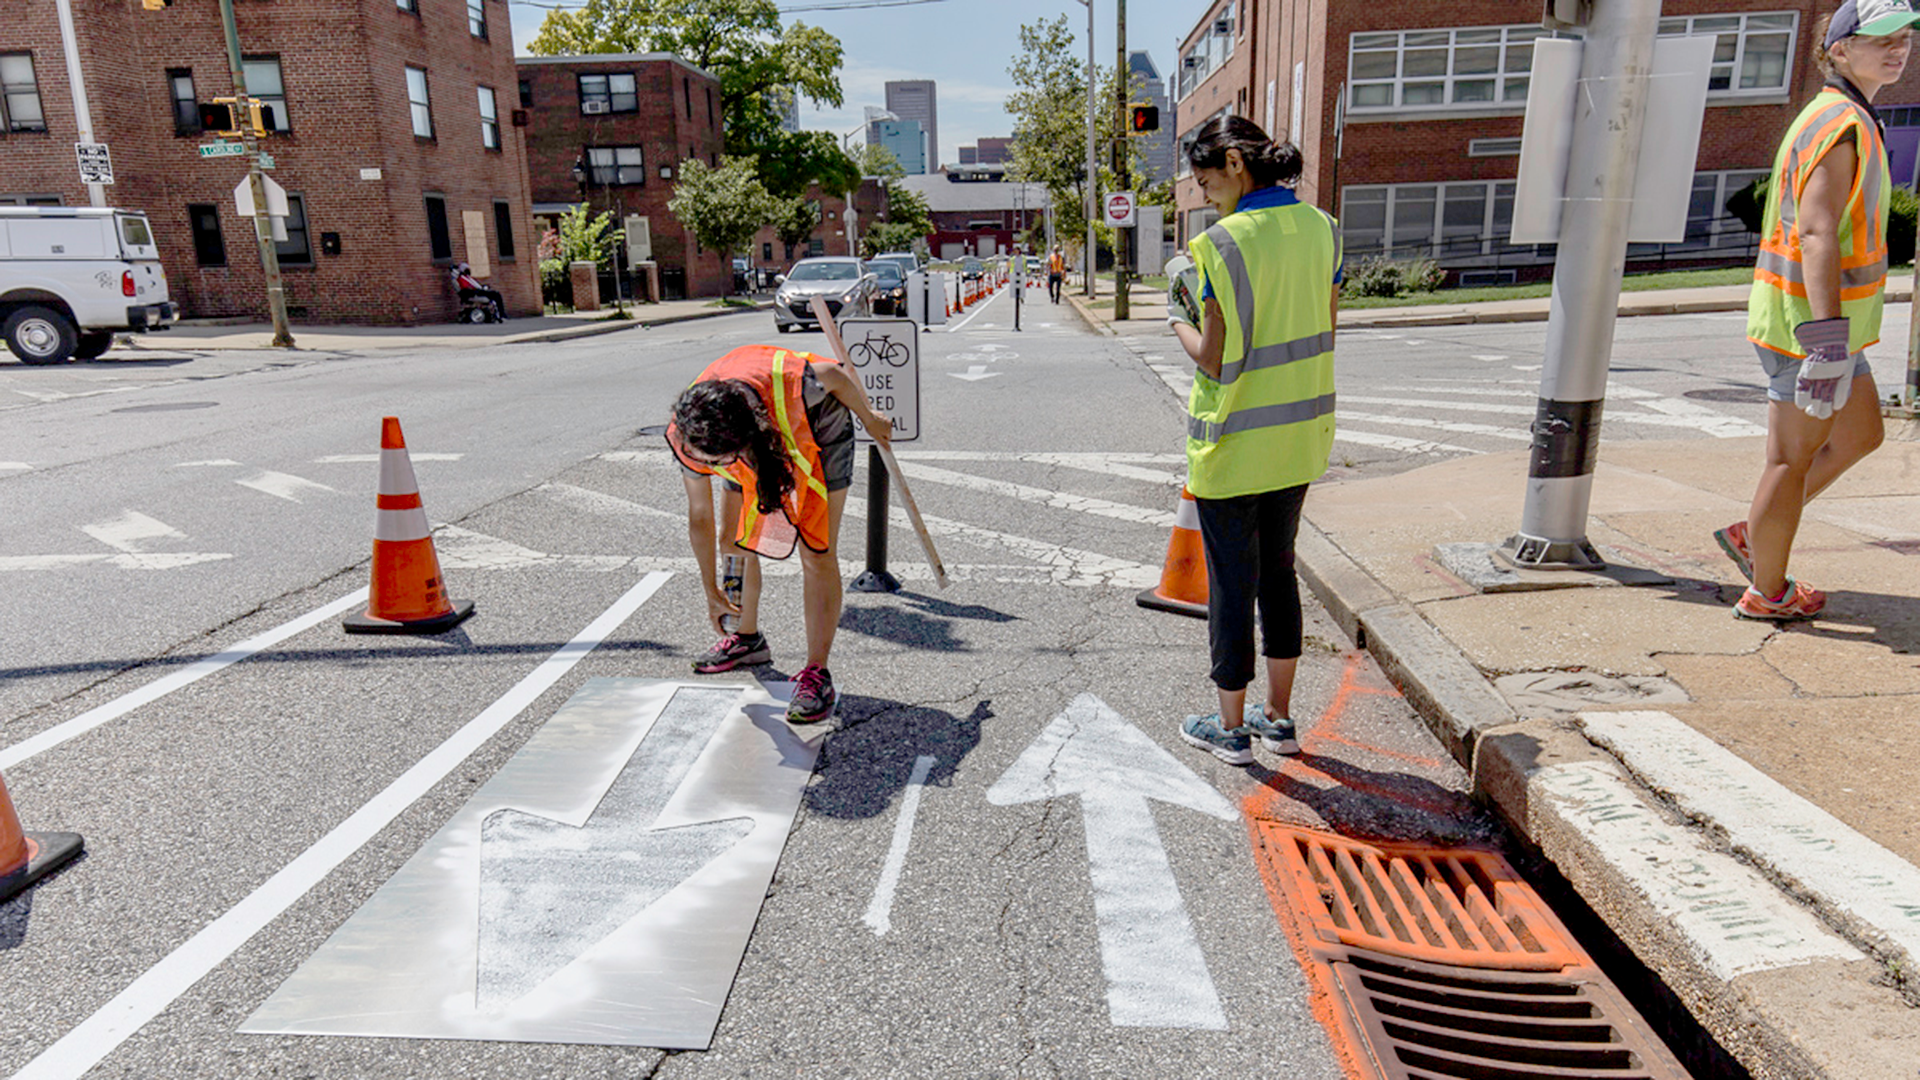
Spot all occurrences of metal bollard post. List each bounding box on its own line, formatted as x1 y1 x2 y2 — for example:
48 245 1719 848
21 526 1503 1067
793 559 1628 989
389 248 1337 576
849 444 901 592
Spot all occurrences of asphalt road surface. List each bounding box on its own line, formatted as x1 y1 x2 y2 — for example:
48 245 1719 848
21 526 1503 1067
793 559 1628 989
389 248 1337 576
0 288 1776 1078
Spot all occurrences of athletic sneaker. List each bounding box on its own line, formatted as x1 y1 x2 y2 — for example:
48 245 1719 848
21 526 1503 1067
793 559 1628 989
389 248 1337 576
1734 577 1826 621
1713 520 1753 582
1179 714 1254 766
1243 704 1300 755
692 632 770 674
788 664 837 723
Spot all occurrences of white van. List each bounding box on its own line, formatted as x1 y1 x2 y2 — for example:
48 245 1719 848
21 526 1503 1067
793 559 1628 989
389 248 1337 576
0 207 177 365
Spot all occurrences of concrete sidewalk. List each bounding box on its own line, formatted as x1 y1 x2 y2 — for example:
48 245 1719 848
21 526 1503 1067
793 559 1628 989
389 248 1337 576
119 295 769 354
1073 279 1920 1077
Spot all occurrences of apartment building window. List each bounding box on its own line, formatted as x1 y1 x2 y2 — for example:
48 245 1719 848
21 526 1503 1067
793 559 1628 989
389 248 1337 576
587 146 644 186
169 69 199 135
1657 12 1795 93
1 53 46 133
493 199 516 260
467 0 486 39
478 86 499 149
1177 4 1236 98
578 72 636 114
407 66 433 138
684 77 693 119
188 204 226 266
396 0 417 12
518 79 533 108
706 86 715 127
1348 26 1543 111
424 194 452 260
243 57 290 131
276 194 312 265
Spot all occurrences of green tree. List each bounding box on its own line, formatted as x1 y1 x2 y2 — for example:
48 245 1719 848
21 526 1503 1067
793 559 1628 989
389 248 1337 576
771 195 821 260
669 157 775 293
528 0 851 199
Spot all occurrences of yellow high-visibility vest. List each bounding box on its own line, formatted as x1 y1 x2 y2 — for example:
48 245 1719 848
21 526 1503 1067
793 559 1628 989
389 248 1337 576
1185 195 1340 499
1748 87 1890 357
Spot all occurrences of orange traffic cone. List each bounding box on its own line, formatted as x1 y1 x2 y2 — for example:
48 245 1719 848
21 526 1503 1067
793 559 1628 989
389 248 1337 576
0 771 83 904
343 417 475 635
1136 486 1208 619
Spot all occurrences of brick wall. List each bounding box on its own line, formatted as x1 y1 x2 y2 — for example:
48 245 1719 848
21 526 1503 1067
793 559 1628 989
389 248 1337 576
0 0 538 325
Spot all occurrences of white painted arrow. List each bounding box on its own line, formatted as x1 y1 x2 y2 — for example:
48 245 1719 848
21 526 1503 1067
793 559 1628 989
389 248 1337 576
948 365 1000 382
986 693 1234 1030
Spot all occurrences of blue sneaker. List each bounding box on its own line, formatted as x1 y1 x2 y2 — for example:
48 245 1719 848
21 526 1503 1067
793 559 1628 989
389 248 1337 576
1179 713 1253 766
1243 704 1300 755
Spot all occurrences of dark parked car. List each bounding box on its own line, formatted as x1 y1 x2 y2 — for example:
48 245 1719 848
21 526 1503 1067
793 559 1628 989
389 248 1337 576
959 256 985 281
870 262 908 316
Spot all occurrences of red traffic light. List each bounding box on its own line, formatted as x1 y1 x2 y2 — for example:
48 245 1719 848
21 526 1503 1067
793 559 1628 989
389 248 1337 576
1128 105 1159 133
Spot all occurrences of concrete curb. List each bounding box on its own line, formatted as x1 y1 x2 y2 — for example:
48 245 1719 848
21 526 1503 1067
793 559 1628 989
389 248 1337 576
1292 511 1912 1079
504 301 770 344
1061 290 1115 337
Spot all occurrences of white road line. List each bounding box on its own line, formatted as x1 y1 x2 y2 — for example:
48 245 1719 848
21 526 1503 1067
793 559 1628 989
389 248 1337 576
1582 711 1920 968
598 449 675 464
431 525 632 572
312 453 464 464
1472 354 1507 361
896 462 1174 527
1342 395 1763 435
10 573 672 1080
536 482 683 522
888 450 1186 465
945 288 1002 333
236 470 339 502
1373 383 1660 400
0 588 370 771
863 754 938 936
1 461 32 471
0 552 232 572
1335 429 1475 455
842 497 1157 589
1338 409 1531 441
81 510 183 553
173 459 241 467
1532 760 1861 979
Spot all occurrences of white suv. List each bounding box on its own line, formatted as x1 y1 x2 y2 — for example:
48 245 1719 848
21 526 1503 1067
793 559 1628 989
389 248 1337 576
1 207 178 365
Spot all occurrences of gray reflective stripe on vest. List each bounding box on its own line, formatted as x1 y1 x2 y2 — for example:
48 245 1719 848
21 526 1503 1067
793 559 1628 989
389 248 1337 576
1754 248 1888 289
1188 392 1337 444
1779 101 1860 232
1204 221 1258 363
1216 330 1336 386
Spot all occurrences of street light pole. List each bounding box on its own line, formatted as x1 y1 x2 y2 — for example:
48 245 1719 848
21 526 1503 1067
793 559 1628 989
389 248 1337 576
1113 0 1129 321
217 0 292 347
1074 0 1096 299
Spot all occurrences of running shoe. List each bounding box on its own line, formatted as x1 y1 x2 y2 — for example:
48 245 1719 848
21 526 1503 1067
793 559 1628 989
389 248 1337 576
1734 577 1826 621
1713 520 1753 582
692 632 770 674
788 664 837 723
1242 704 1300 755
1179 714 1254 766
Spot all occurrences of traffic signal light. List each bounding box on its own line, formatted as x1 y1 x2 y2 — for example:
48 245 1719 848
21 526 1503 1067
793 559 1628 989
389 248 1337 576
141 0 171 8
1128 104 1159 134
200 101 237 134
201 98 273 137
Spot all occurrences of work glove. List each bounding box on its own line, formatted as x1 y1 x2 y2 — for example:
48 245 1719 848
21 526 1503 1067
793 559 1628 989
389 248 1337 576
1791 318 1853 420
1165 254 1202 330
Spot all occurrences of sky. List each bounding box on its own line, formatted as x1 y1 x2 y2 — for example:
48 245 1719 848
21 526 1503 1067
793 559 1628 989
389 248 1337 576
506 0 1197 169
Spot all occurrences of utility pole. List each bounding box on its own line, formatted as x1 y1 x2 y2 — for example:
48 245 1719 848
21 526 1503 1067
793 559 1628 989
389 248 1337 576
217 0 293 348
1075 0 1097 299
1112 0 1130 321
51 0 104 208
1504 0 1658 568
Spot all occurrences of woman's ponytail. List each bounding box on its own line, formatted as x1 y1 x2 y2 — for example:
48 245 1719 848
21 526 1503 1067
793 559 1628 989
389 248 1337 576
1185 115 1301 187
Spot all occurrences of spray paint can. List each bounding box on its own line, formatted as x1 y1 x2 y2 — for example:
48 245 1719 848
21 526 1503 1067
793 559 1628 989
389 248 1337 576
720 553 744 633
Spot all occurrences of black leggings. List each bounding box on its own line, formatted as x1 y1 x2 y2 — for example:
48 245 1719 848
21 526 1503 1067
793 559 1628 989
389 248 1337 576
1193 484 1308 692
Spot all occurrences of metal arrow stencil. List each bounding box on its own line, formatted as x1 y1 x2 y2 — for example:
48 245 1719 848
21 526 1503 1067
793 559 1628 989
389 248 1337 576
477 687 753 1007
987 693 1236 1030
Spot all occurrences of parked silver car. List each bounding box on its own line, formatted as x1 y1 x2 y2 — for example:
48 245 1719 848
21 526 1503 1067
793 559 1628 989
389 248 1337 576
773 257 875 333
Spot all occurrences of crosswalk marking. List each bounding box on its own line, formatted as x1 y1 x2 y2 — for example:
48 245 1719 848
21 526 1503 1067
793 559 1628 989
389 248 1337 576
897 462 1175 527
236 470 339 502
1341 394 1765 436
1335 429 1475 455
1339 409 1531 441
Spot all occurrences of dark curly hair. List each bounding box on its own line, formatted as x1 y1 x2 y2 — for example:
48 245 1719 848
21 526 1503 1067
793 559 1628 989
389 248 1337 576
1186 115 1302 188
671 379 792 514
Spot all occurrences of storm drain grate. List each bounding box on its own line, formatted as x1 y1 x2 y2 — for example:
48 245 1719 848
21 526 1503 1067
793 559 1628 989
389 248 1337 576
1255 825 1690 1080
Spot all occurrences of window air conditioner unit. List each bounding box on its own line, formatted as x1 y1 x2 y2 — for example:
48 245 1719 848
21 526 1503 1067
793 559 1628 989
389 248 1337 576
582 100 610 114
1214 16 1233 34
1184 56 1199 68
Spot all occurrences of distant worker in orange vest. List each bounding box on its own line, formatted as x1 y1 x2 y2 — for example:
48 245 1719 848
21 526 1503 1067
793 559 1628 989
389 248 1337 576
668 344 893 723
1720 0 1915 621
1047 246 1066 304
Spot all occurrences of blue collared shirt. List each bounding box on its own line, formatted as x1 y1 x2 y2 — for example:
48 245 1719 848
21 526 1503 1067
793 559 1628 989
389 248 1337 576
1198 185 1342 301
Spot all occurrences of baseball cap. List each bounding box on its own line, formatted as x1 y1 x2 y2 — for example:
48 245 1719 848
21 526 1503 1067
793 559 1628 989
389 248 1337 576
1826 0 1920 46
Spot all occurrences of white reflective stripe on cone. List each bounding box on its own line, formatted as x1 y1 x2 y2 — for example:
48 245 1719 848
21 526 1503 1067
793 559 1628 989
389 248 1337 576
1174 491 1201 531
379 447 422 497
375 507 432 543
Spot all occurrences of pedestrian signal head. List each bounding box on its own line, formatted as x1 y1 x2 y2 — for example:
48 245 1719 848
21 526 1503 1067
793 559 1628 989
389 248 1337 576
1128 105 1159 134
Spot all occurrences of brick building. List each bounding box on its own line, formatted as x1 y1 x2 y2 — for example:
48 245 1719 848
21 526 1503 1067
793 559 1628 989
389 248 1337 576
746 179 888 271
0 0 539 324
517 53 730 301
899 171 1047 261
1172 0 1920 283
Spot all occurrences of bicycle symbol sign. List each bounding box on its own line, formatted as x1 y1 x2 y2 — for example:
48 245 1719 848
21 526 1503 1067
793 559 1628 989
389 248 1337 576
836 317 920 442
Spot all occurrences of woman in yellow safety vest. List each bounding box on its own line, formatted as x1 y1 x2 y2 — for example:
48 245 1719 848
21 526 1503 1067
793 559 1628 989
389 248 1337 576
1167 115 1340 766
668 344 892 723
1721 0 1915 620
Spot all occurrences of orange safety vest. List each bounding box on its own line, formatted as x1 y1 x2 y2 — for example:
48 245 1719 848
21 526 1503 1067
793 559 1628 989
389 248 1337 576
1048 252 1065 274
1748 86 1890 357
667 345 835 559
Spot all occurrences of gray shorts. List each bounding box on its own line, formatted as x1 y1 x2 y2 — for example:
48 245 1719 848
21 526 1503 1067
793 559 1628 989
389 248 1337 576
1756 343 1872 402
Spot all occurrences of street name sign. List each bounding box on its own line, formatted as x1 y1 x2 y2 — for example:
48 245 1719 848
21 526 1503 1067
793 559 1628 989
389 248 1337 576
837 317 921 442
198 141 247 158
1103 191 1136 228
75 142 113 185
242 678 823 1049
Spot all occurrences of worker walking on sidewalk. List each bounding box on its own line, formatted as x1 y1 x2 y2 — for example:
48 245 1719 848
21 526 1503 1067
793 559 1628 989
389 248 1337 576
668 344 893 723
1722 0 1915 620
1166 116 1341 765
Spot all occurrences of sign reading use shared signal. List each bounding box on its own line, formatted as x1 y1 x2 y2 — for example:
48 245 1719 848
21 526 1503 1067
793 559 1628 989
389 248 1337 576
837 317 921 442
